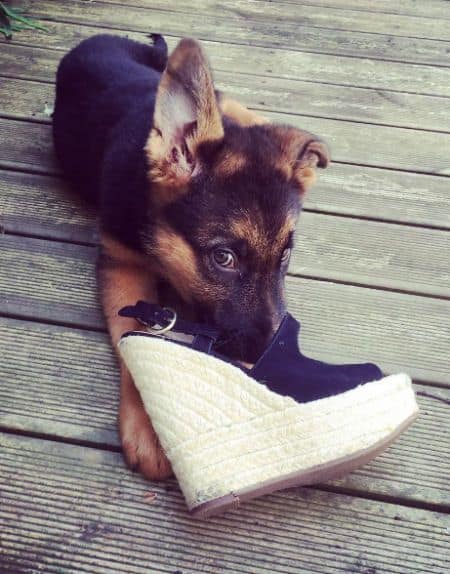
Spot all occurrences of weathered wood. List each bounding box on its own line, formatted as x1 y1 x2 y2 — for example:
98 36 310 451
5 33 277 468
291 212 450 297
1 234 449 385
0 118 58 175
2 163 449 257
4 31 450 98
1 316 448 506
265 110 450 176
2 114 450 177
1 0 449 570
3 72 450 134
0 77 54 123
0 234 102 327
308 163 450 230
0 318 118 445
1 171 449 294
0 433 448 574
0 170 97 243
100 0 450 41
216 71 450 133
266 0 450 19
21 0 450 67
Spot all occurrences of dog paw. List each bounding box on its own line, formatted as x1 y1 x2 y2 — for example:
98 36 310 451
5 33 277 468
120 397 173 481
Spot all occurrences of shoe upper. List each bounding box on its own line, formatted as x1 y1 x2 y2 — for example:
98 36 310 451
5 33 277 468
249 313 383 402
119 302 383 404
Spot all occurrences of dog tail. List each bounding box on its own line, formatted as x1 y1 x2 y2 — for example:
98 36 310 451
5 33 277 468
148 33 168 72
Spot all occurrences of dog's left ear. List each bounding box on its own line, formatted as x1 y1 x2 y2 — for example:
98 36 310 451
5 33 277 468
272 126 330 195
146 38 223 198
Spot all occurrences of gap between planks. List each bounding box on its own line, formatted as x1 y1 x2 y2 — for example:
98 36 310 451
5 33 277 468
3 30 450 99
0 314 448 508
1 116 449 179
0 432 448 574
256 0 450 21
19 0 450 68
0 234 449 386
2 73 450 134
90 0 450 42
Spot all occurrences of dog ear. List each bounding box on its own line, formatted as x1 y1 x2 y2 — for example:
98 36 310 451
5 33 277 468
146 38 223 196
271 126 330 195
293 138 329 193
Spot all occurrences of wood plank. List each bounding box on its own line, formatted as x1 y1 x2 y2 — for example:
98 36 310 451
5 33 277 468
0 434 448 574
267 0 450 20
0 318 118 446
3 72 450 134
291 213 450 297
0 235 102 328
5 31 450 98
22 0 450 67
100 0 450 41
2 164 449 256
1 235 449 385
2 112 449 178
0 118 58 175
0 77 54 123
1 171 449 294
265 110 450 175
308 163 450 230
0 170 97 243
216 71 450 133
1 316 448 506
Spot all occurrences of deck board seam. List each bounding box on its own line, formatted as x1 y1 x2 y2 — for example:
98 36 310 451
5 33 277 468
3 108 449 137
0 426 448 516
12 15 450 69
32 2 450 44
252 0 450 22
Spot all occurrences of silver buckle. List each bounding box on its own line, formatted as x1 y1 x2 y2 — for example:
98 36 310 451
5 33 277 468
147 307 177 335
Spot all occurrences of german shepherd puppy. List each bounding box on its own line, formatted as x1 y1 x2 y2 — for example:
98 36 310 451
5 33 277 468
53 34 329 479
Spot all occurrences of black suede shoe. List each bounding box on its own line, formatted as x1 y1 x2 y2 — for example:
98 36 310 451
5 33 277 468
120 301 383 402
119 301 419 519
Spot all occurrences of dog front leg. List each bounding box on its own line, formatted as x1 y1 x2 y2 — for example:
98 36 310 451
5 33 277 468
98 233 172 480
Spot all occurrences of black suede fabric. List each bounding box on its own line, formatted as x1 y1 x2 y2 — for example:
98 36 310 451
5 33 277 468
120 303 383 404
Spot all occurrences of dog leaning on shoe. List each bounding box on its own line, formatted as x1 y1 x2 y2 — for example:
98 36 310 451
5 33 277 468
52 33 329 480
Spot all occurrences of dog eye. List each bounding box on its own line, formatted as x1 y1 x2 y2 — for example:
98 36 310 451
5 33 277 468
213 248 236 269
281 248 291 264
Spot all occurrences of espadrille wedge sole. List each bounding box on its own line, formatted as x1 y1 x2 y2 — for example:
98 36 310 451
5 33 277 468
192 413 417 518
119 334 419 518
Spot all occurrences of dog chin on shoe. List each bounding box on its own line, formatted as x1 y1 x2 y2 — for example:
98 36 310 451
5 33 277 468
140 41 329 365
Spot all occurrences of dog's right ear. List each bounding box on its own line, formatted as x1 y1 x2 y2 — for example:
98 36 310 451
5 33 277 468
146 38 223 200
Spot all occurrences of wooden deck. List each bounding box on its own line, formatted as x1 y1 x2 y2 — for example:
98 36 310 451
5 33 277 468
0 0 449 572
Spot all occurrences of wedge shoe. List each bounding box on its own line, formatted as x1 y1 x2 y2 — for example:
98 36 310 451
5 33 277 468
118 302 419 518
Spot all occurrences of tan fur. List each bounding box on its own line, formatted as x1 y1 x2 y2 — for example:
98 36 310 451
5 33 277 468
154 225 227 303
218 95 269 127
146 38 224 200
215 149 248 177
231 213 266 253
153 226 202 303
145 130 192 194
269 125 329 194
98 233 172 480
164 39 224 147
231 212 296 262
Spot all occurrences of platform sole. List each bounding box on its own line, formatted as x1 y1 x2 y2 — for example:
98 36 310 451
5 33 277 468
119 335 419 518
190 411 418 518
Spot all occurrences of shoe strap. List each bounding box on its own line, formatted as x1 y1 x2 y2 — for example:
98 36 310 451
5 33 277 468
118 301 220 353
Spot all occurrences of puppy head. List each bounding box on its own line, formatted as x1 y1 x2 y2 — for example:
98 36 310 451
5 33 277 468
145 39 329 362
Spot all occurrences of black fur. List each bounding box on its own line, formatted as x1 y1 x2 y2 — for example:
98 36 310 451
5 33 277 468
53 34 167 250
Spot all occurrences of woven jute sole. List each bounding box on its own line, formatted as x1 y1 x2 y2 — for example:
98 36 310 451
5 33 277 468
119 335 419 518
190 412 417 518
